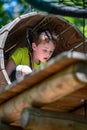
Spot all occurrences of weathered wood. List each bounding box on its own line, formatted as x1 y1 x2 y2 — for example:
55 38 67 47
0 62 87 125
2 12 83 56
0 69 11 88
0 122 23 130
20 107 87 130
0 49 11 88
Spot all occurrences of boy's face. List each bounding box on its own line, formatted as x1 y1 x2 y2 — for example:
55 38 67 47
32 41 55 62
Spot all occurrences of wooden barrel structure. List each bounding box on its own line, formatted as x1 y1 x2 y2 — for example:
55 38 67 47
0 12 86 87
0 12 87 130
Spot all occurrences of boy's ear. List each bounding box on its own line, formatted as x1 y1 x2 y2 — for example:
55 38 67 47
32 42 37 50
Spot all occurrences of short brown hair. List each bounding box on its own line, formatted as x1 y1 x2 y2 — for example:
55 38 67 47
32 30 58 47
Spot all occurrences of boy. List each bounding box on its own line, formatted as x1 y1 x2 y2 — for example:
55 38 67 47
6 30 57 80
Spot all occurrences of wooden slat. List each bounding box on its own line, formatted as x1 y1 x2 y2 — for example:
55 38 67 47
0 70 11 89
0 49 11 88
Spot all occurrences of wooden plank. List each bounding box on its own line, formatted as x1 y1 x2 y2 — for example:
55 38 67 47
0 61 86 125
20 107 87 130
0 70 11 89
0 51 87 104
0 49 11 88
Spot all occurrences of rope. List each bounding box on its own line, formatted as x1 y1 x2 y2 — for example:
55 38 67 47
27 0 87 18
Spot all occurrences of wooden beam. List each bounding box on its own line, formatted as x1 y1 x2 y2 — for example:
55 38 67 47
20 107 87 130
0 62 87 125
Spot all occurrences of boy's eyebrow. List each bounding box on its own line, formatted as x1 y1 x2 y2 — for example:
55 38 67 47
43 47 55 50
43 47 49 49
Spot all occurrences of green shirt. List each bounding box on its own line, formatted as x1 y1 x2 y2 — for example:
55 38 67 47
10 47 44 69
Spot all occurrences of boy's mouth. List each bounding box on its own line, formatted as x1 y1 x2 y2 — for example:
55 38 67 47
44 57 48 61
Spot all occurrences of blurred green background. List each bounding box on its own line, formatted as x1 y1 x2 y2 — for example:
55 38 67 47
0 0 87 37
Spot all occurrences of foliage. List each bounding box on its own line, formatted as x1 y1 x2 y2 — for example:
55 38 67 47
55 0 87 37
0 0 29 27
64 16 87 37
0 0 87 38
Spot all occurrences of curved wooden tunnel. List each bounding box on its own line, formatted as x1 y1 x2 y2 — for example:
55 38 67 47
0 12 86 87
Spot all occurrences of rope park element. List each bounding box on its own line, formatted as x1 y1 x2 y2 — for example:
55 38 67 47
27 0 87 18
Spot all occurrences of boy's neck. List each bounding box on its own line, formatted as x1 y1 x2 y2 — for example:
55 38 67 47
33 56 40 65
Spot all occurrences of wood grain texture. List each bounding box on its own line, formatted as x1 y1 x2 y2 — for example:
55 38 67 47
0 60 86 125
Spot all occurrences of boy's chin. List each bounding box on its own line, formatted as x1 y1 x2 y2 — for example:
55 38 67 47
40 60 46 63
43 60 48 63
42 58 49 62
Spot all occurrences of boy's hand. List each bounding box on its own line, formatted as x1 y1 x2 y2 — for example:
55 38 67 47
16 65 32 80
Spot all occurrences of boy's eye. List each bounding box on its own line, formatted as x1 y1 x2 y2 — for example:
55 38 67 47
50 51 53 54
43 49 54 55
43 49 47 52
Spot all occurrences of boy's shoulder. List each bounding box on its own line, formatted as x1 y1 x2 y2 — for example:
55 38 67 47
16 47 28 53
17 47 28 51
